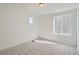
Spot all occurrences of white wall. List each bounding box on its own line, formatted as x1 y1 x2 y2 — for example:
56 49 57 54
39 9 77 46
77 8 79 51
0 6 39 51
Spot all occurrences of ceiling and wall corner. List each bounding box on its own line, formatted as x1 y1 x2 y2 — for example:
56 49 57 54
0 3 79 16
27 3 79 16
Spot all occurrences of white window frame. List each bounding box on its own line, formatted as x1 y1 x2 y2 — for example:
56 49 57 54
53 14 71 36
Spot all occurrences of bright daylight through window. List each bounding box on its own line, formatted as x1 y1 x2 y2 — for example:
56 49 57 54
53 14 71 36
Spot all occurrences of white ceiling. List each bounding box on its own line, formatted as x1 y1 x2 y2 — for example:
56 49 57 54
0 3 79 16
28 3 79 15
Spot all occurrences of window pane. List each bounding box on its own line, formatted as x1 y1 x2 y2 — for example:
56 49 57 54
55 16 62 33
29 17 33 24
63 15 71 34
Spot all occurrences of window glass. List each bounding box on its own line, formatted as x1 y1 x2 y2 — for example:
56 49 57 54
53 14 71 35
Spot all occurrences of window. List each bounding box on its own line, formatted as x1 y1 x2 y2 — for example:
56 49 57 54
29 17 33 24
53 14 71 36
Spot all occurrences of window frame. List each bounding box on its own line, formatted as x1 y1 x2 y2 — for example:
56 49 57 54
53 14 71 36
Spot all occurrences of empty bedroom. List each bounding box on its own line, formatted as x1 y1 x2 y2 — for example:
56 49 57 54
0 3 79 55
